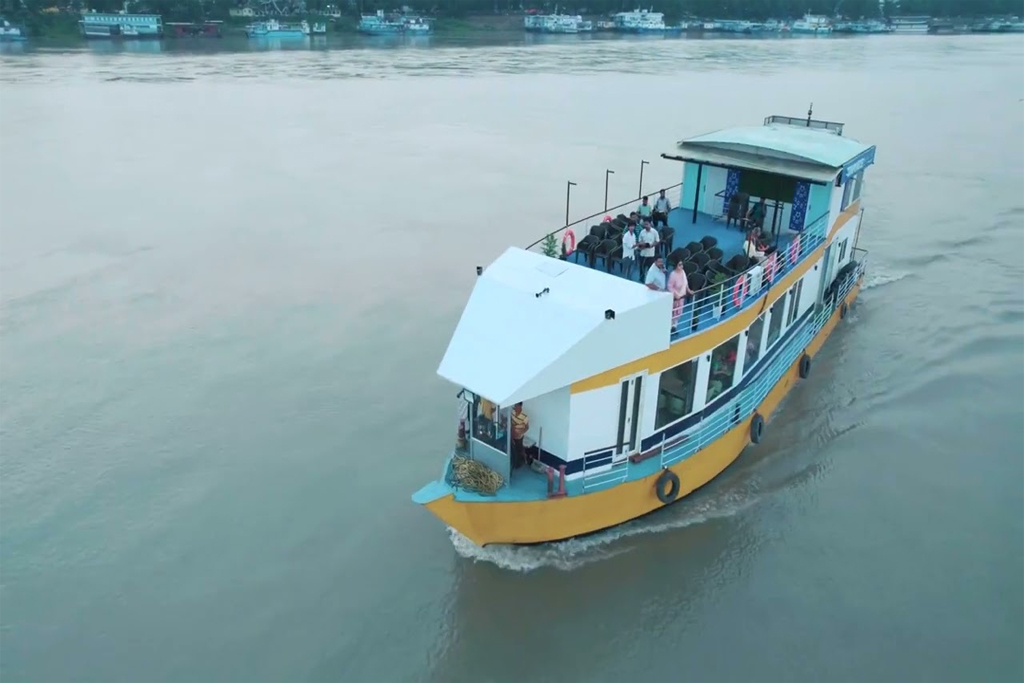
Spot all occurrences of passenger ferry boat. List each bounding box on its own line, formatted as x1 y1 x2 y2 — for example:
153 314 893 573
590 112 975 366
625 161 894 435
524 11 592 34
889 15 931 33
413 113 874 546
79 12 163 39
0 19 27 41
791 14 832 34
358 10 431 35
246 19 324 38
613 8 674 33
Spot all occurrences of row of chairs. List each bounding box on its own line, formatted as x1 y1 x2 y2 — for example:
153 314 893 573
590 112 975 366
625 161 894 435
667 236 755 293
575 214 676 268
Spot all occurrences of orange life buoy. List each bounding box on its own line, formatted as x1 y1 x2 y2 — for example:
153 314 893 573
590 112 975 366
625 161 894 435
788 235 801 265
562 229 576 255
732 275 748 308
764 252 778 282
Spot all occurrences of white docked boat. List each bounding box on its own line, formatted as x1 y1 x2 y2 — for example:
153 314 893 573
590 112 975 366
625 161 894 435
613 8 672 33
414 112 874 546
525 10 591 34
0 19 27 41
889 15 931 33
791 14 832 34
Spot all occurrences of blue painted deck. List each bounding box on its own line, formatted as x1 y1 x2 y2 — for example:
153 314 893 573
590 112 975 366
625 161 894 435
567 207 811 341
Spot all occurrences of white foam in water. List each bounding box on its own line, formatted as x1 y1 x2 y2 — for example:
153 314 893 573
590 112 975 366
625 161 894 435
862 270 909 291
448 491 759 572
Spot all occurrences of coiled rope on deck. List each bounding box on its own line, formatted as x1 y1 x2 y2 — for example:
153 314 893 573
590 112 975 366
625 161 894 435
450 453 504 496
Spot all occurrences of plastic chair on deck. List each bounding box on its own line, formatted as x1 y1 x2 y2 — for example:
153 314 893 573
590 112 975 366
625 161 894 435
683 260 699 276
700 235 718 251
660 227 675 255
577 234 601 265
668 248 690 268
692 252 710 268
726 254 751 274
593 238 618 271
684 241 704 255
706 247 724 263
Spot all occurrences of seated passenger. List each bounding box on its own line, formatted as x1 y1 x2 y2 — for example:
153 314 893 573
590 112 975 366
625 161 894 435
645 257 667 291
744 228 776 262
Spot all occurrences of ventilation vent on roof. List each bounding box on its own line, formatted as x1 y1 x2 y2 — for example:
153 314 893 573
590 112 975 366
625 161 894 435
764 115 844 136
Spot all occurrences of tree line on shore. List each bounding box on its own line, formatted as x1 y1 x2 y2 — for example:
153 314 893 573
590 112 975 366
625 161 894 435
6 0 1021 32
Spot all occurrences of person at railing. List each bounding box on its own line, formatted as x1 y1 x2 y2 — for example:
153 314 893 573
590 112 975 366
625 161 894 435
637 220 660 274
652 189 672 228
621 221 638 280
637 196 653 222
644 256 667 291
744 227 776 263
668 260 693 332
511 402 530 470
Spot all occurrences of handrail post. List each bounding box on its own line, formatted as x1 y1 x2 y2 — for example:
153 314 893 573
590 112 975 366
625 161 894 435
639 160 649 197
565 181 577 227
604 169 615 211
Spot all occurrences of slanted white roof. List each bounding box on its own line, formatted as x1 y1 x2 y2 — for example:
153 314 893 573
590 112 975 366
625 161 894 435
438 247 672 406
675 123 874 183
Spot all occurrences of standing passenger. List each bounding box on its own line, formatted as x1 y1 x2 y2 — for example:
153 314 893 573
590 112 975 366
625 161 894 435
653 189 671 228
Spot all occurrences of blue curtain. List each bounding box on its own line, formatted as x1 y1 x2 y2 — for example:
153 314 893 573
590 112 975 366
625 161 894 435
789 181 809 232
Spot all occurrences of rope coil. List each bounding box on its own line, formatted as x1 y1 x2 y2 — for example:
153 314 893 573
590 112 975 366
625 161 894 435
449 453 504 496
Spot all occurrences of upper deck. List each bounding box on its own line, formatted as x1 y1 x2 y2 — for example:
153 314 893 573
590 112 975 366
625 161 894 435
441 114 874 407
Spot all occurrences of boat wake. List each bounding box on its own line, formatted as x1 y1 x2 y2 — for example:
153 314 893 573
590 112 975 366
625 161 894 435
862 269 909 290
447 489 759 572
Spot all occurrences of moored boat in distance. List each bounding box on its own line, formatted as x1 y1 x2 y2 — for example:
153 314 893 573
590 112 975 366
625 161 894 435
791 13 832 34
79 11 163 39
525 10 592 34
834 19 891 34
888 15 931 33
0 18 27 41
414 112 874 546
245 18 320 38
613 8 677 33
358 10 431 35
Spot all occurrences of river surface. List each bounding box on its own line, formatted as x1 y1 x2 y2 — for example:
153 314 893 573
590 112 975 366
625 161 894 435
1 34 1022 683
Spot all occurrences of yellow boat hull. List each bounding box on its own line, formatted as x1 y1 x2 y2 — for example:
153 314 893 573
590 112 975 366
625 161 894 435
422 282 862 547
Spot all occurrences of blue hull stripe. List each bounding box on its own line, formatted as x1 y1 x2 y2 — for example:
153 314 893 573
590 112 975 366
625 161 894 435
528 305 816 476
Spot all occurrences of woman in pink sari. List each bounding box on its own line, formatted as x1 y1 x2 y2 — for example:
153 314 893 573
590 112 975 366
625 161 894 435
667 260 692 331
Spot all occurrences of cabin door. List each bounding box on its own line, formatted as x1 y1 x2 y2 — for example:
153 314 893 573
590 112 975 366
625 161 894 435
818 243 833 304
614 373 646 463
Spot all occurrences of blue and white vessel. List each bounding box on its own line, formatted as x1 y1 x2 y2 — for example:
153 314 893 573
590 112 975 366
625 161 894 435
525 10 592 34
791 14 832 34
245 19 320 38
358 10 431 35
0 19 27 41
613 8 675 33
79 12 163 39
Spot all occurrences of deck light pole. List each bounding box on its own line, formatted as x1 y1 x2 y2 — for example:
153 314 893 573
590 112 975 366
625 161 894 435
604 169 615 211
639 159 649 197
565 181 577 226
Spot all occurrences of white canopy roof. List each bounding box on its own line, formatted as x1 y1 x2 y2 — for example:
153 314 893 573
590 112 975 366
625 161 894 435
437 248 672 406
674 123 875 183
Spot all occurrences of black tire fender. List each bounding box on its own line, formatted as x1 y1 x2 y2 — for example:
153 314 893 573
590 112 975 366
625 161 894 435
750 412 765 445
799 353 812 379
840 301 848 319
655 469 680 505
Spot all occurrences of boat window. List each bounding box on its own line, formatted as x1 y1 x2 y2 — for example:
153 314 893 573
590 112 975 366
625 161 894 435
744 315 765 373
786 279 804 327
837 238 849 264
471 395 507 453
842 172 863 210
656 359 696 429
706 335 740 402
766 294 787 348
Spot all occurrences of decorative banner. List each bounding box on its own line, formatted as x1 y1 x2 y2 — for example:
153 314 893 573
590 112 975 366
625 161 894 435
723 168 740 212
789 182 809 232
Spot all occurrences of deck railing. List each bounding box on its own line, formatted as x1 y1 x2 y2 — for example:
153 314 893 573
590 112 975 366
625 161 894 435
574 252 867 496
659 255 866 470
524 181 685 253
669 210 830 343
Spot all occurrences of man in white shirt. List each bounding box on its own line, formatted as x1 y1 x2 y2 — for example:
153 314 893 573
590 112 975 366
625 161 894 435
652 189 671 228
620 222 638 280
645 257 667 291
743 228 776 263
637 221 660 275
